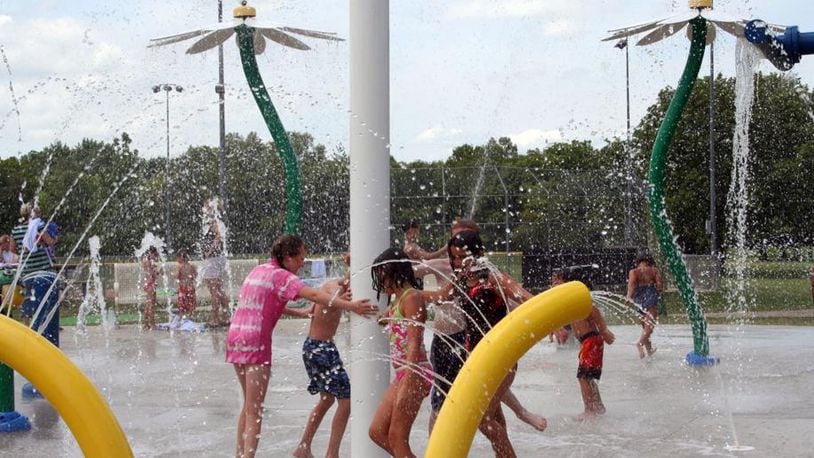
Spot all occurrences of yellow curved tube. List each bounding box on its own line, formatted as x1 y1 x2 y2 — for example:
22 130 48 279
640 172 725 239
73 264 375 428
425 281 593 458
0 315 132 457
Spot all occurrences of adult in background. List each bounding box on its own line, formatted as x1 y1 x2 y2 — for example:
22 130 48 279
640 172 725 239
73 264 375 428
11 203 59 346
402 220 447 262
810 265 814 306
0 234 19 265
626 253 664 359
201 200 230 328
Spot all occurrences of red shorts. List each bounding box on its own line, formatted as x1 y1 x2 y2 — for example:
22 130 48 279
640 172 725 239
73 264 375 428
577 332 604 380
177 285 197 315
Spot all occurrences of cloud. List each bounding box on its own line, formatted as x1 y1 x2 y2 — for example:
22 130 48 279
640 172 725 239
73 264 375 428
511 128 562 149
446 0 572 18
415 126 463 142
542 19 575 37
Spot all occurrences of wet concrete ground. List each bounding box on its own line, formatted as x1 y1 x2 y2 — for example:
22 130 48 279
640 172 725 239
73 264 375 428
1 321 812 457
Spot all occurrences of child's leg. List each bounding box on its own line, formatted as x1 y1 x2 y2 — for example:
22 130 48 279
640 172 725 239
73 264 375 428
206 279 222 325
478 371 517 458
326 398 351 458
389 375 431 458
240 364 271 458
578 378 594 415
642 308 657 355
368 381 398 455
589 379 606 414
294 393 335 458
144 292 156 329
234 365 248 458
502 388 547 431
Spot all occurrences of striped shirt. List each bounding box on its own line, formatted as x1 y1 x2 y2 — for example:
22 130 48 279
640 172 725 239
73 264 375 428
11 223 53 277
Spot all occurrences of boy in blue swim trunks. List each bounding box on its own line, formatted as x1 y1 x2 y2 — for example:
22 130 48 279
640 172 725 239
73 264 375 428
294 254 370 458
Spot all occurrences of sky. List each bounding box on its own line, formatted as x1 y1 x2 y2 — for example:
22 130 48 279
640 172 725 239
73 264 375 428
1 0 813 163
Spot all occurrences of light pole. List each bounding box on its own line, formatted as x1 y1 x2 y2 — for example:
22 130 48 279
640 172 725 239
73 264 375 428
217 0 228 214
616 37 634 247
152 83 183 252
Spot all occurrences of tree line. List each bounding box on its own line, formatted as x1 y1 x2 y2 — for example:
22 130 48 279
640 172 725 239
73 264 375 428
0 73 812 260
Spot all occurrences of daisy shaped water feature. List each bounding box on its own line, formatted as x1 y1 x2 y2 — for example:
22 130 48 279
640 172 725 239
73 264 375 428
602 0 755 47
149 1 344 234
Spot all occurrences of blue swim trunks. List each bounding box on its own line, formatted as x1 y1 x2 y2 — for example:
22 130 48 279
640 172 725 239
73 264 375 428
302 337 351 399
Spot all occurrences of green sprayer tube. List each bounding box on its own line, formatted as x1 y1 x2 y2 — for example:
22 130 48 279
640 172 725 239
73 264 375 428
236 25 303 235
647 16 710 356
0 363 12 412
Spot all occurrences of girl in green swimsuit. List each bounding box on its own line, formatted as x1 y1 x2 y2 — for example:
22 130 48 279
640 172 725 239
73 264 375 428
369 247 433 458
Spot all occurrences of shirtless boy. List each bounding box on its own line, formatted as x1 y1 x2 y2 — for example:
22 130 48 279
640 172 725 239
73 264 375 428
553 267 615 419
293 254 361 458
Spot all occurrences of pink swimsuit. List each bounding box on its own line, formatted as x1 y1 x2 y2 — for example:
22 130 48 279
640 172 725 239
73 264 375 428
386 288 434 385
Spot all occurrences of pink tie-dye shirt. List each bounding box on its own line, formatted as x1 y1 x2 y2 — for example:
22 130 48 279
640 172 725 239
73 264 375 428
225 260 305 365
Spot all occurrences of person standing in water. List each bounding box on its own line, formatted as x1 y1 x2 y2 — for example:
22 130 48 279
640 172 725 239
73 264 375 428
369 247 434 458
423 219 547 435
175 248 197 319
226 235 376 458
141 246 160 330
626 253 663 358
201 201 230 328
552 266 615 419
424 230 538 458
293 253 373 458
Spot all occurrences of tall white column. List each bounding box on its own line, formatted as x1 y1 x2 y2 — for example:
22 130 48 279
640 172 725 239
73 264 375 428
349 1 390 456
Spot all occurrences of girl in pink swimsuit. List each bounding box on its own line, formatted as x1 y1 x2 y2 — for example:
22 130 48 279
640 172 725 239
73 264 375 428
369 247 433 458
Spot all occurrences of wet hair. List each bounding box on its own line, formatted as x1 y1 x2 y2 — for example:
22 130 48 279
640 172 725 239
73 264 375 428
447 230 485 266
402 220 419 232
371 247 421 301
271 234 305 266
635 252 655 266
451 218 480 235
19 203 31 221
176 248 189 261
557 265 598 291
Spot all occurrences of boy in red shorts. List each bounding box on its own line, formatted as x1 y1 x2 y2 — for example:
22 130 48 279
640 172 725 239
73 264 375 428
553 266 615 419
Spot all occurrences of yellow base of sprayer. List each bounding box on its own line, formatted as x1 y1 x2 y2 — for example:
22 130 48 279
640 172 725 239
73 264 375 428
689 0 713 9
425 281 593 458
0 315 132 457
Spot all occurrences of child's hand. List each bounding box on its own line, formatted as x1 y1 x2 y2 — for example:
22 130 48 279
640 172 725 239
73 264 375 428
602 329 615 345
349 299 378 318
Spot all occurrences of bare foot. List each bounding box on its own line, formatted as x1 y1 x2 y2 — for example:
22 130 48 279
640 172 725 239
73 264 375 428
572 412 597 422
647 347 657 357
637 343 645 359
292 444 314 458
517 410 547 432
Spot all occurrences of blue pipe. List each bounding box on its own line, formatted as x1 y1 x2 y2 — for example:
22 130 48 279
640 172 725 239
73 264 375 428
745 20 814 71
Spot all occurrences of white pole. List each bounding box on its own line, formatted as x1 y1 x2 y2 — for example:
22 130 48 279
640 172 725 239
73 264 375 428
349 1 390 457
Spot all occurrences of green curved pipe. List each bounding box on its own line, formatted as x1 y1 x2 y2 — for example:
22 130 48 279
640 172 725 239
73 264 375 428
236 25 302 235
647 16 709 356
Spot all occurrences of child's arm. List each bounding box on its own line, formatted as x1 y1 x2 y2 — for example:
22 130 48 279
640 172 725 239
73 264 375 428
591 306 615 344
419 280 456 304
654 267 664 294
493 271 533 311
297 285 377 317
283 304 313 318
625 269 637 302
